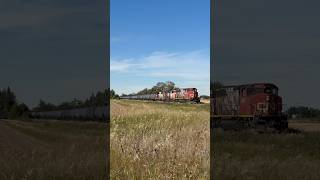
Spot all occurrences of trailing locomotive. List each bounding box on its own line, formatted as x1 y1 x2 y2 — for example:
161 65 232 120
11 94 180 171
212 83 288 131
120 88 200 103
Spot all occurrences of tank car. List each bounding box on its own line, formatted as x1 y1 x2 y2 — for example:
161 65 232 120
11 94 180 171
212 83 288 131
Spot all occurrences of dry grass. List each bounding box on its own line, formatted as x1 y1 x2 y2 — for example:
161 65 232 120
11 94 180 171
289 122 320 132
212 121 320 180
0 119 107 180
289 120 320 132
200 99 210 104
110 100 210 179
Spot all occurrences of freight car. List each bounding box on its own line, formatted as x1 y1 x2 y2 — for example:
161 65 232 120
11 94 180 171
212 83 288 131
120 88 200 103
31 106 108 122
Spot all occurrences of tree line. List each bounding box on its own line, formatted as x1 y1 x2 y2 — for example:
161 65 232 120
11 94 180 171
136 81 180 95
0 87 114 119
34 82 182 111
116 81 180 97
3 83 320 120
110 89 120 99
33 89 110 111
286 106 320 119
0 87 29 119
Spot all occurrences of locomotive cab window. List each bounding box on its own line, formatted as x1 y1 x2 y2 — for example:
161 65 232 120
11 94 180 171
247 87 266 96
264 87 278 95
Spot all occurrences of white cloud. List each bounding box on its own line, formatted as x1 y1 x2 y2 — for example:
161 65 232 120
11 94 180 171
111 50 209 76
110 36 124 43
110 59 136 72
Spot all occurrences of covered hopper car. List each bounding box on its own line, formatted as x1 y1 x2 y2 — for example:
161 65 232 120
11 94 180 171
212 83 288 131
120 88 200 103
31 106 108 121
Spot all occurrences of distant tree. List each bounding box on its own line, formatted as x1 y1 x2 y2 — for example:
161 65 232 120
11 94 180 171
143 81 179 94
286 106 320 119
137 88 149 95
70 98 84 108
32 88 116 112
95 91 107 105
163 81 176 92
58 102 71 110
0 87 27 119
200 95 210 99
110 89 120 99
5 87 16 109
18 103 29 112
211 81 224 91
110 89 116 98
18 103 30 119
33 100 57 111
8 104 19 119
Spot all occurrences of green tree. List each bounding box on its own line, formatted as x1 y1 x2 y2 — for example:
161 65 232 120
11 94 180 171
110 89 120 99
8 103 19 119
8 103 30 120
137 88 149 95
211 81 224 91
110 89 116 98
163 81 176 92
147 81 179 94
286 106 320 119
0 87 20 119
33 99 56 111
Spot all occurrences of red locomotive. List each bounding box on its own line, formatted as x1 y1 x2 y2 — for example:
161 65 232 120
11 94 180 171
120 88 200 103
212 83 288 131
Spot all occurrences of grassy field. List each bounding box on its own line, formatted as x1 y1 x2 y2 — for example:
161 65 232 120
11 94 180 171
0 119 107 180
110 99 210 179
212 120 320 180
3 100 318 179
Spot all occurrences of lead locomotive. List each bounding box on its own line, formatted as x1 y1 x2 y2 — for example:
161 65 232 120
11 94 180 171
212 83 288 131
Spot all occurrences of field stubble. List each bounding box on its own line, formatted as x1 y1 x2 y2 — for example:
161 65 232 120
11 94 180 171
110 100 210 179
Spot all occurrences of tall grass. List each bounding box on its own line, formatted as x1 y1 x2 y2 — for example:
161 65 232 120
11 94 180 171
110 100 210 179
212 130 320 180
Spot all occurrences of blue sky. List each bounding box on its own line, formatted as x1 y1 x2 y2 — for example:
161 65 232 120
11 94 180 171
111 0 210 96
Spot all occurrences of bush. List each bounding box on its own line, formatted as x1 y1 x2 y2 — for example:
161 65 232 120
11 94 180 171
8 103 30 120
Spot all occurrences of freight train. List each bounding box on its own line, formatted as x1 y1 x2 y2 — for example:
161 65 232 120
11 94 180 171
120 88 200 103
31 106 108 121
212 83 288 131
